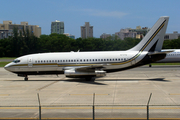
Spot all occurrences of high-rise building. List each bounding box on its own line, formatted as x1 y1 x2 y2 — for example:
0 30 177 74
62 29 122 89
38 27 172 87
81 22 93 39
51 20 64 34
0 21 41 39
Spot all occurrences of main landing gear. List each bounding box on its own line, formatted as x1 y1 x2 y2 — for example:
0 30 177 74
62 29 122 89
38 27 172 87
85 77 95 81
24 75 28 81
149 64 152 67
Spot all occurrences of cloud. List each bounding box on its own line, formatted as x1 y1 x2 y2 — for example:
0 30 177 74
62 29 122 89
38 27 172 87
82 9 128 18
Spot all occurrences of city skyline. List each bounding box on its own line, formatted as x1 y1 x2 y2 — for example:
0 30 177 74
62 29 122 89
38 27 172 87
1 0 180 38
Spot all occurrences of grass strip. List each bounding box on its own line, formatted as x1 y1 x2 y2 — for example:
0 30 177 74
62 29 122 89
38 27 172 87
0 57 16 60
150 63 180 65
0 62 10 67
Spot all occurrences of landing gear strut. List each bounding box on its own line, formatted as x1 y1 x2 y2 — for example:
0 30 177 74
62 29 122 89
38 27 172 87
85 77 93 81
149 64 152 67
24 75 28 81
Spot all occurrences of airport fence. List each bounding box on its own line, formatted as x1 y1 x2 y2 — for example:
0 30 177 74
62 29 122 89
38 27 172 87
0 93 180 120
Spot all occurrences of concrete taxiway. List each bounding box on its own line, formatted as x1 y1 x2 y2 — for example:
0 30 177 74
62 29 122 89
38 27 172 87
0 65 180 120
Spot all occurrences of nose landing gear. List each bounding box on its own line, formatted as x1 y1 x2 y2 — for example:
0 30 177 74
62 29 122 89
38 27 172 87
18 74 28 81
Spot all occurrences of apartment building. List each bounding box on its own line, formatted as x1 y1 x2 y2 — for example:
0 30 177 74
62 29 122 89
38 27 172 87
81 22 93 39
0 21 41 39
164 31 180 40
51 20 64 34
115 26 150 40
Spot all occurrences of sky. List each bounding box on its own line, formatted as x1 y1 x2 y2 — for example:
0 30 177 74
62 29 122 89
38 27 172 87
1 0 180 38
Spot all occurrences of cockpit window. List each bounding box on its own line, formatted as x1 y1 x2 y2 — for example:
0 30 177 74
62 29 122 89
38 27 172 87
13 59 20 63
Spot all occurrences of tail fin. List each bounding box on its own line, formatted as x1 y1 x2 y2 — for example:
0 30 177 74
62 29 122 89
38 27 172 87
128 16 169 52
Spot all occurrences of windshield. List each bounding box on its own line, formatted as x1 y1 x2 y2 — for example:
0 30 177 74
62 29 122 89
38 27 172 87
13 59 20 63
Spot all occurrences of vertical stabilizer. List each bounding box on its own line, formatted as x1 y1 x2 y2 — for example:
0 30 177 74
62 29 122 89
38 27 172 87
128 16 169 52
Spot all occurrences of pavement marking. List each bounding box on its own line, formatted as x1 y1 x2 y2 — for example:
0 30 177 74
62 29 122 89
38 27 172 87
0 94 9 96
1 107 180 110
0 118 180 120
169 93 180 95
69 94 109 96
0 107 38 109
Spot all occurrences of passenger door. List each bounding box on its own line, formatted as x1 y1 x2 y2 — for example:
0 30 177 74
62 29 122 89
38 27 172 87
28 57 33 67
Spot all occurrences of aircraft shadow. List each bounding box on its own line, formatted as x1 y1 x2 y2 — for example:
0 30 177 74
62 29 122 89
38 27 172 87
9 78 107 85
9 77 170 83
96 78 170 82
63 78 107 85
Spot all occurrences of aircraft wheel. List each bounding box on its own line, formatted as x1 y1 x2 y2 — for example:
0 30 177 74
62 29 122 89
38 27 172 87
85 77 92 81
24 76 28 81
149 64 152 67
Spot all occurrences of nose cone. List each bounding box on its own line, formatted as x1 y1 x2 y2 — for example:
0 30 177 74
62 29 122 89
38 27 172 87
4 63 12 72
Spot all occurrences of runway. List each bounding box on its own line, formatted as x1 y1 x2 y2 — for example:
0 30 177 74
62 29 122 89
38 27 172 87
0 65 180 120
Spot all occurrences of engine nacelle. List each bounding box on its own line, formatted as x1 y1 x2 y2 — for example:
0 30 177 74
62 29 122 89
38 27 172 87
65 69 106 78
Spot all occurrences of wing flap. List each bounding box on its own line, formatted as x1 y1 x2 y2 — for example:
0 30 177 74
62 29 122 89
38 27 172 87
75 64 105 71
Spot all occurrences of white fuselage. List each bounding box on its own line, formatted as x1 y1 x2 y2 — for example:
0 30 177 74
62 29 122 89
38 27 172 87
158 49 180 63
5 51 148 74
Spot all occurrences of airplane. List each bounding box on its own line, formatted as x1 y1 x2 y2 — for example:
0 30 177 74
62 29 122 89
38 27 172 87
148 49 180 67
4 16 171 81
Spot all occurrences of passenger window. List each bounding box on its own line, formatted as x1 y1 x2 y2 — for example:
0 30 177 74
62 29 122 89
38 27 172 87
38 61 40 63
107 59 109 61
87 59 88 61
35 61 37 63
104 59 106 61
80 59 82 62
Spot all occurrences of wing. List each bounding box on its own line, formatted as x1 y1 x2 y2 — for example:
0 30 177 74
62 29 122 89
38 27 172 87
63 64 107 78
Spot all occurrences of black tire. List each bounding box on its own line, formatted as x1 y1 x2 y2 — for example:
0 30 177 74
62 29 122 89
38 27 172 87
24 77 28 81
85 77 92 81
149 64 152 67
